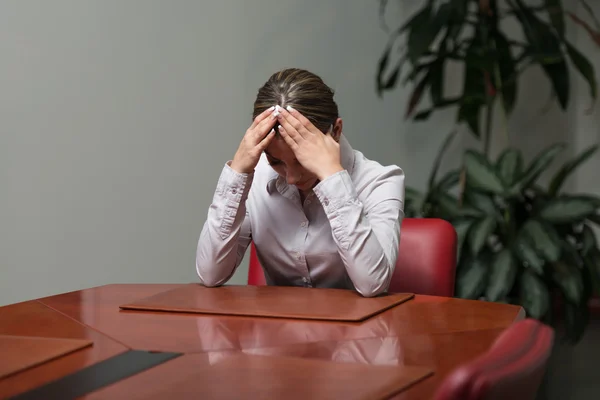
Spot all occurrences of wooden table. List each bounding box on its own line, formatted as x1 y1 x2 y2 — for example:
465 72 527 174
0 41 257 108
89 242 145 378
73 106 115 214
0 284 524 399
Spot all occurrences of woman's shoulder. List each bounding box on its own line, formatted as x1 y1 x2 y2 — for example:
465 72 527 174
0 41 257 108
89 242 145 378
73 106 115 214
351 150 405 201
352 150 404 185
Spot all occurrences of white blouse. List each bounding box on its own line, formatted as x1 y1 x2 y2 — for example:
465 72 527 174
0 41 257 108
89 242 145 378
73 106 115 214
196 135 405 297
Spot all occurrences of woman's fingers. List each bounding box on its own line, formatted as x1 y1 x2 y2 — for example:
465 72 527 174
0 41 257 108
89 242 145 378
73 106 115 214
279 106 321 137
277 112 305 142
277 125 298 150
249 106 275 130
257 129 276 151
284 106 314 130
252 113 277 141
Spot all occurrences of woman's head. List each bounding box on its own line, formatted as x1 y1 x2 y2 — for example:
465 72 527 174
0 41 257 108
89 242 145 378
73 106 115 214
253 69 343 192
253 68 340 134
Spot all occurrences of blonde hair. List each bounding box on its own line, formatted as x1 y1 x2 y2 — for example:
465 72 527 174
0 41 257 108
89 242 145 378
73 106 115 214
253 68 339 133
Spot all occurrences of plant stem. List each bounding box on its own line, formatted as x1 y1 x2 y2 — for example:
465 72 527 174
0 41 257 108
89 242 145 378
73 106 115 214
483 98 494 157
482 0 499 157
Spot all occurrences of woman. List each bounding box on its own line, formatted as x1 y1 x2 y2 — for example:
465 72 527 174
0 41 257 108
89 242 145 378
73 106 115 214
196 68 405 297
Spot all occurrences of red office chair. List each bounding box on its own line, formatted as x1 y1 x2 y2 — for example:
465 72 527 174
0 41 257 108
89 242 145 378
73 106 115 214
433 318 555 400
247 218 457 297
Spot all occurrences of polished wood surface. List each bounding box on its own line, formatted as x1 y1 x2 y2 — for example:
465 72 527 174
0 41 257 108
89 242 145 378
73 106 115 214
39 284 524 355
84 353 432 400
0 335 92 379
0 300 128 399
1 284 525 399
119 284 414 322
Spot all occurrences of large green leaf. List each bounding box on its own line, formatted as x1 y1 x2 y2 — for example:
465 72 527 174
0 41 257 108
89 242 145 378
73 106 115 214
446 0 469 43
468 216 497 255
562 239 586 269
430 59 445 106
553 262 585 305
413 98 461 121
437 193 483 219
522 220 561 263
458 35 487 138
545 0 565 37
486 248 518 302
407 1 446 65
549 145 598 195
588 213 600 226
514 234 545 275
519 269 551 319
376 43 392 97
542 52 570 111
496 148 524 187
428 129 459 191
376 44 402 95
581 225 597 256
510 143 566 194
464 191 496 214
405 70 432 117
456 254 488 299
513 0 570 109
435 170 460 193
464 150 506 194
376 0 429 96
565 41 598 106
538 196 598 223
458 100 483 138
494 31 517 114
454 218 474 263
403 61 434 85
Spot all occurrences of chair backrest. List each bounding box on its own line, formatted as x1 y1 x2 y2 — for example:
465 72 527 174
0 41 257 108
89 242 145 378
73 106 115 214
390 218 457 296
248 218 457 297
248 242 267 286
433 318 555 400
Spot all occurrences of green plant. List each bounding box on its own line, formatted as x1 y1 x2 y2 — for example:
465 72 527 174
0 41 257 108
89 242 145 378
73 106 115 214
377 0 599 156
406 133 600 343
377 0 600 343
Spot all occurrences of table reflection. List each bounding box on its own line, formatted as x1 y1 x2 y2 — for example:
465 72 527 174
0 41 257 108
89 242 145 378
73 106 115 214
195 309 402 365
244 335 404 366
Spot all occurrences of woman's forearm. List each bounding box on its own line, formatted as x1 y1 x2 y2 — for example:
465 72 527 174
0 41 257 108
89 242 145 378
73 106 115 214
196 163 253 286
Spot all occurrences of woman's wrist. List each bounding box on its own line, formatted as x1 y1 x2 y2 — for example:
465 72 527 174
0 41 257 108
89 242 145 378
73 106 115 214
230 160 253 175
316 164 344 181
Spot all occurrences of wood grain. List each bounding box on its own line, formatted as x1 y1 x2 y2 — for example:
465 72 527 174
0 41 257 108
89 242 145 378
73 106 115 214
0 301 128 399
238 328 508 400
84 353 432 400
14 283 526 399
39 284 524 355
0 335 93 379
119 284 414 322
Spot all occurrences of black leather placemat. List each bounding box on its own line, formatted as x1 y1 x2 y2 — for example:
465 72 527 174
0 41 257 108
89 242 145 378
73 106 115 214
9 350 181 400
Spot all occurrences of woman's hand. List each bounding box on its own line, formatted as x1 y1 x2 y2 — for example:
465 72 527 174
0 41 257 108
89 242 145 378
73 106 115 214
276 106 344 181
230 107 277 174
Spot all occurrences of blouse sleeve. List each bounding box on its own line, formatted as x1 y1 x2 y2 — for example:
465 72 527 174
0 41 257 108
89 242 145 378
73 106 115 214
312 167 405 297
195 162 253 287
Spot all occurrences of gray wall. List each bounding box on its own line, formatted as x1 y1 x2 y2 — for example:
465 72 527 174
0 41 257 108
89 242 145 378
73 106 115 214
1 0 599 305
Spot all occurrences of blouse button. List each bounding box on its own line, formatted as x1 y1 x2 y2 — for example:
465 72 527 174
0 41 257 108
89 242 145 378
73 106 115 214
323 198 329 206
